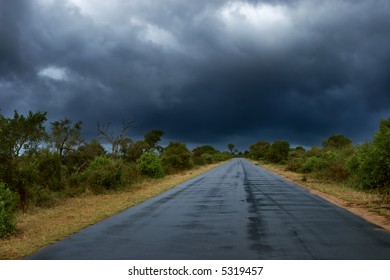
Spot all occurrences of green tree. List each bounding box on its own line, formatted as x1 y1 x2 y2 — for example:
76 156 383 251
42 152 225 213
322 134 352 149
50 119 83 159
68 139 106 173
249 141 270 160
126 140 149 162
349 118 390 189
0 110 47 158
162 142 192 173
0 111 47 210
265 141 290 163
144 130 164 152
192 145 218 165
227 143 235 155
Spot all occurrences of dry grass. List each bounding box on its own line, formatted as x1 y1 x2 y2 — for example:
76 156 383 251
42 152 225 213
0 163 224 260
256 161 390 231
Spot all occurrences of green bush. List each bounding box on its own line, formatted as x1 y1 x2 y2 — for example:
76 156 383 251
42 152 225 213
348 143 388 189
265 141 290 163
301 156 325 173
200 153 214 164
82 156 122 193
136 152 164 178
249 141 270 160
320 147 354 182
121 163 141 185
33 149 63 191
348 118 390 190
286 157 304 172
0 182 19 238
162 142 192 173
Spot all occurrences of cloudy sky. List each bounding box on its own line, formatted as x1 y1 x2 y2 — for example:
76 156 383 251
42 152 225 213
1 0 389 150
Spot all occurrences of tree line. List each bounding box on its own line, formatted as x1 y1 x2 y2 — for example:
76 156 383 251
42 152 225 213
247 118 390 194
0 110 232 238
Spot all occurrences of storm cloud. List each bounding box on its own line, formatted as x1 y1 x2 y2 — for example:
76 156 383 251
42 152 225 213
1 0 390 149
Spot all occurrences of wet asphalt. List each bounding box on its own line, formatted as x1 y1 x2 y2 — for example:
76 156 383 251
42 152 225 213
27 158 390 260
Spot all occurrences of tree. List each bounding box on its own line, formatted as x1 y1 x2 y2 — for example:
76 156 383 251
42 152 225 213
249 141 270 160
0 110 47 210
322 134 352 149
227 143 235 155
97 120 134 158
0 110 47 158
192 145 218 165
69 139 106 173
265 141 290 163
144 130 164 152
50 119 82 159
162 142 192 173
349 118 390 189
126 140 149 162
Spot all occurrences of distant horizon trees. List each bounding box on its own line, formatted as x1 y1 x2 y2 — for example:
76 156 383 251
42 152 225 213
247 118 390 193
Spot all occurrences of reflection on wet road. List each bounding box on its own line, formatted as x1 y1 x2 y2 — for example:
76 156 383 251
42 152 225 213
27 159 390 259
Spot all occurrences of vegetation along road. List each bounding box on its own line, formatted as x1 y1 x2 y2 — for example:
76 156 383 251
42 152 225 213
27 159 390 260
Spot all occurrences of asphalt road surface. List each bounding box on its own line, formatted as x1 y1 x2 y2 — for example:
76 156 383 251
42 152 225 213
27 159 390 260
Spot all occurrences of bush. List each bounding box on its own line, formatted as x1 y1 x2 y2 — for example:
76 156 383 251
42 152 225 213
348 143 388 189
33 149 63 191
201 153 214 164
121 163 141 185
249 141 270 160
162 142 192 173
136 152 164 178
0 182 19 238
348 118 390 190
82 156 122 193
286 157 304 172
265 141 290 163
301 156 325 173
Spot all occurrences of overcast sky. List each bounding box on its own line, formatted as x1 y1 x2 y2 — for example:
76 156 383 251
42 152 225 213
1 0 389 150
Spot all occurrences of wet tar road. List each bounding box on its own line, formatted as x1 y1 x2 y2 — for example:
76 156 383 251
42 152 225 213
27 159 390 260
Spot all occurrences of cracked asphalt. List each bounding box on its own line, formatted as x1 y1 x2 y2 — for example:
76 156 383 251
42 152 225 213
27 158 390 259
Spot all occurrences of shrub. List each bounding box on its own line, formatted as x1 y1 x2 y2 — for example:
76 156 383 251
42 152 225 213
0 182 19 238
201 153 214 164
162 142 192 173
82 156 122 193
192 145 220 165
249 141 270 160
286 157 304 172
348 118 390 190
301 156 325 173
136 152 165 178
33 149 63 191
265 141 290 163
348 143 388 189
322 134 352 149
121 163 141 185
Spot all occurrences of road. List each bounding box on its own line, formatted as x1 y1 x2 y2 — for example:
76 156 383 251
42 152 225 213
27 158 390 259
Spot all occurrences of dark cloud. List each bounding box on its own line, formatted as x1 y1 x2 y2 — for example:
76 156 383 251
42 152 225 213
1 0 389 150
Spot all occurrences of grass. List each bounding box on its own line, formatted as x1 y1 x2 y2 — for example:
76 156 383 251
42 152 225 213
256 160 390 230
0 162 224 260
